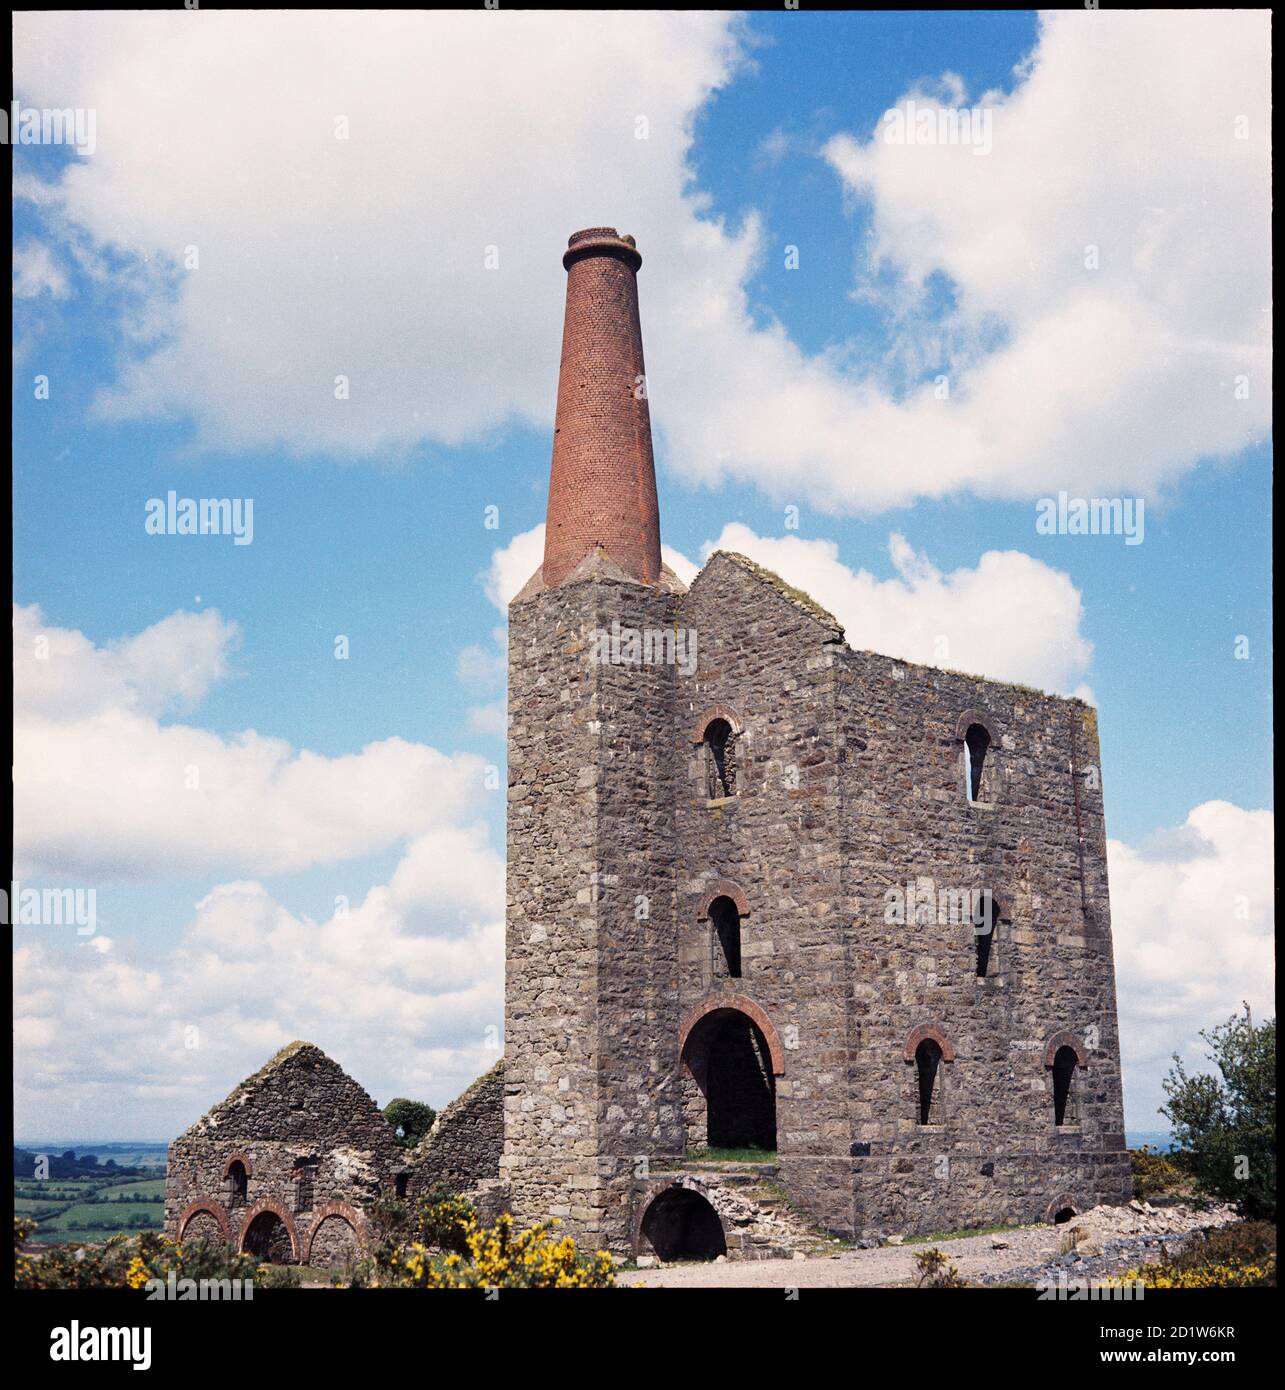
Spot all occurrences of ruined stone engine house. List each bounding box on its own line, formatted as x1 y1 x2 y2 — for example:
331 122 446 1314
166 226 1129 1267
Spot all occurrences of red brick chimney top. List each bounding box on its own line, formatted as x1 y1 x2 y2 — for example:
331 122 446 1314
541 226 662 589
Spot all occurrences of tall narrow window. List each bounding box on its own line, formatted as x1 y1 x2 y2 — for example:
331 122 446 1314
292 1158 318 1213
709 895 742 979
915 1040 943 1124
1052 1046 1079 1125
227 1160 248 1208
964 723 991 802
973 890 998 977
704 718 736 799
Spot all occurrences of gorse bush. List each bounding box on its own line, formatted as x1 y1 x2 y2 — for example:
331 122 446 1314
413 1191 477 1255
1129 1145 1187 1200
366 1197 615 1289
14 1215 299 1290
913 1246 967 1288
1118 1221 1275 1289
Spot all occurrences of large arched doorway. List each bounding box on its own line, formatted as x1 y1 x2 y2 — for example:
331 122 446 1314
640 1185 727 1261
681 1006 777 1153
241 1209 295 1264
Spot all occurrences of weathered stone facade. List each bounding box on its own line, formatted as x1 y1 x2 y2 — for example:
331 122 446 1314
500 227 1130 1257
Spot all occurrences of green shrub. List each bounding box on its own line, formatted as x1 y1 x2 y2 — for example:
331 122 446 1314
1162 1006 1276 1219
372 1212 615 1289
15 1215 298 1290
913 1246 967 1288
413 1190 476 1255
1129 1144 1187 1199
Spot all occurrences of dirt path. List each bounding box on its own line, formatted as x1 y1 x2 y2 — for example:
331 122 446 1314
625 1202 1236 1289
626 1228 1052 1288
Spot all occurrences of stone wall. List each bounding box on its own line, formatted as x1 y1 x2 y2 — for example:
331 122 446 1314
502 552 687 1250
410 1059 504 1195
835 645 1129 1235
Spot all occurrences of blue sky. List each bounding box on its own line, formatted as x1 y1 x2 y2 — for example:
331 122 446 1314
12 9 1272 1138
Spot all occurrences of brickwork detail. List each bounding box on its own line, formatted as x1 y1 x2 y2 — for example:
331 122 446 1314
542 228 661 588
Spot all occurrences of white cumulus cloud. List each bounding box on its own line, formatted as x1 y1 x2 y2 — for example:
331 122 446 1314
1109 801 1275 1128
13 827 505 1137
14 603 491 881
13 9 1268 508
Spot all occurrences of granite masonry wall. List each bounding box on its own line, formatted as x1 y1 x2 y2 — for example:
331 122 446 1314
502 553 687 1249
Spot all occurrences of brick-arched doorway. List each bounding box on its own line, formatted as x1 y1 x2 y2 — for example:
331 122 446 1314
637 1181 727 1262
680 996 783 1153
239 1200 300 1264
177 1199 230 1246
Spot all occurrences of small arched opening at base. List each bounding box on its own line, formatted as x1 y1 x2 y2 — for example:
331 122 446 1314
640 1186 727 1262
1053 1207 1077 1225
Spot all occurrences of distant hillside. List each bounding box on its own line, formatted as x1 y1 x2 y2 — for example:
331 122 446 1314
1127 1130 1177 1151
14 1144 167 1179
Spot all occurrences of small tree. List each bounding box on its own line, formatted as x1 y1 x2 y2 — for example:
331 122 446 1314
383 1098 436 1148
1161 1005 1275 1220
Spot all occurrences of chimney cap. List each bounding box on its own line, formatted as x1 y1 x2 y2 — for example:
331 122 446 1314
563 226 641 271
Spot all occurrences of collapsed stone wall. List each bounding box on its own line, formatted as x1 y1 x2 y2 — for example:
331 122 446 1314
410 1059 504 1196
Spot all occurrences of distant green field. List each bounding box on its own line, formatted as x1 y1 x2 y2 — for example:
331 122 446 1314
105 1178 166 1199
17 1170 165 1244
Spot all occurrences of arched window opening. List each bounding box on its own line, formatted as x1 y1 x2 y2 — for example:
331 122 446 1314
681 1008 776 1154
915 1039 944 1125
964 723 991 802
1052 1045 1080 1125
226 1160 248 1208
973 890 999 977
709 895 742 979
704 718 737 799
640 1187 727 1262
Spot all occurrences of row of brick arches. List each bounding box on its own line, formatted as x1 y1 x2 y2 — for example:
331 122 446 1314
176 1197 365 1266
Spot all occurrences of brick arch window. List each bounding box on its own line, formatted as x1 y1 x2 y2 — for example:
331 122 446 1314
224 1156 250 1208
291 1156 320 1213
691 705 744 801
903 1024 955 1125
709 895 742 979
914 1040 944 1124
956 711 999 805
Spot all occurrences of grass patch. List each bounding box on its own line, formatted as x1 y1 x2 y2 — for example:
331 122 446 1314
905 1221 1026 1245
685 1146 776 1164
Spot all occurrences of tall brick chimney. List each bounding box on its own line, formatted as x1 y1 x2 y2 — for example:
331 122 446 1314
541 227 662 588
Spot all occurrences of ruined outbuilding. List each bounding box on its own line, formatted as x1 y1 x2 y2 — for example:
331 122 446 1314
164 1043 401 1266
